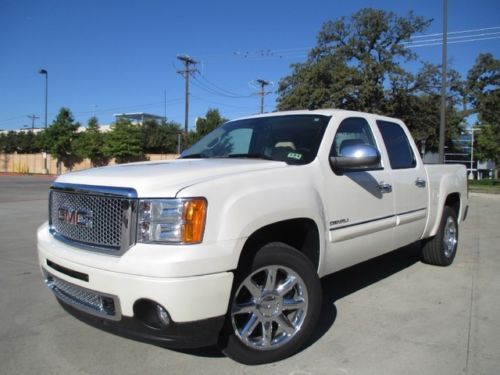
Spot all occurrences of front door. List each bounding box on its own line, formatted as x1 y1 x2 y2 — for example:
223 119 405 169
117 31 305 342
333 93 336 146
322 115 395 274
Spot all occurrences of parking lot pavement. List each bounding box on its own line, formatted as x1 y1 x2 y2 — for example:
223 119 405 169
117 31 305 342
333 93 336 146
0 175 499 375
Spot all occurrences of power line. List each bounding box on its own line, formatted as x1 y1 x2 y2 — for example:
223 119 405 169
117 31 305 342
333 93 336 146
196 25 500 62
191 75 252 99
406 35 500 48
197 74 252 98
409 25 500 39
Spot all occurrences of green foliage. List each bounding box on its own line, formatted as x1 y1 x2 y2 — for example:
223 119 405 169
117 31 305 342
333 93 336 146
467 53 500 165
0 131 42 153
140 119 182 154
278 8 431 111
104 119 147 164
387 64 465 150
467 53 500 126
276 8 466 151
188 108 228 146
474 124 500 165
40 108 82 172
195 109 228 137
75 117 110 167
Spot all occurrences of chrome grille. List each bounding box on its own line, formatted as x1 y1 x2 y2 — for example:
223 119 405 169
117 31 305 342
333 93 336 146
45 273 120 320
49 183 137 253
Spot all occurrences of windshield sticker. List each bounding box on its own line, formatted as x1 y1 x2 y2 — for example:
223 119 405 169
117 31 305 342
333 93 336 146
287 152 302 160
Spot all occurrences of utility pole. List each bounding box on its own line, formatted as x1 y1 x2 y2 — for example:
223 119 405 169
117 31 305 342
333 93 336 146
438 0 448 163
27 114 39 130
256 79 270 114
177 55 198 139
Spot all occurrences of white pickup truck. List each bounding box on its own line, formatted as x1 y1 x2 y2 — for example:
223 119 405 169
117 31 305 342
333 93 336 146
37 109 468 364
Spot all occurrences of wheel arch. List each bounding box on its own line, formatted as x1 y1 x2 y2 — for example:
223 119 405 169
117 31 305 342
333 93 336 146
428 192 462 237
237 218 321 274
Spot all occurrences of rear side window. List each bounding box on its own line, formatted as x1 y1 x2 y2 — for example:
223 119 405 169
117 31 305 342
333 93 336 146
376 120 416 169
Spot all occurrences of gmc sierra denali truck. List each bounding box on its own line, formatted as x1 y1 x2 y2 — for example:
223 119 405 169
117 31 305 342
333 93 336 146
37 109 468 364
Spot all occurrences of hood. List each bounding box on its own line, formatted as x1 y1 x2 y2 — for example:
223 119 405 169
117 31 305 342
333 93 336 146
55 158 286 197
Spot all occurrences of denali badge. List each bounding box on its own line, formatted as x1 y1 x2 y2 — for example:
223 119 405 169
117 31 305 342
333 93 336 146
58 207 93 228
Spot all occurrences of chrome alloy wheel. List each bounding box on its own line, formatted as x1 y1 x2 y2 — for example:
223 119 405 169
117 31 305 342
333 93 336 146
443 216 458 258
230 265 309 350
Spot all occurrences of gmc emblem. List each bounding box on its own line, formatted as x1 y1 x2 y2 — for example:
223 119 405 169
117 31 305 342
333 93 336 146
57 207 93 228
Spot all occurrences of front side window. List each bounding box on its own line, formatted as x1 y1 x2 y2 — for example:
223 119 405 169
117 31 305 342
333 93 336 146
181 115 330 165
330 117 378 156
376 120 416 169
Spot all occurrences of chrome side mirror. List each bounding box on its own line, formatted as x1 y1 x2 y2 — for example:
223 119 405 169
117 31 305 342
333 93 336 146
329 144 381 173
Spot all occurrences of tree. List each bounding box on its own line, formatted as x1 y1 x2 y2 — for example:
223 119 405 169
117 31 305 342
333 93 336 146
277 8 431 112
195 109 228 137
140 119 182 154
387 63 466 150
276 8 466 151
75 117 110 167
104 119 146 164
188 108 228 146
467 53 500 126
39 108 82 173
467 53 500 167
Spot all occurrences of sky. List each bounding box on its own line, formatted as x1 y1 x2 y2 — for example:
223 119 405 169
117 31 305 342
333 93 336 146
1 0 499 131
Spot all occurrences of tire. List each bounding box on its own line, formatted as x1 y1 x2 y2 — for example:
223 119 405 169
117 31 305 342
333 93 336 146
219 242 322 365
422 206 459 266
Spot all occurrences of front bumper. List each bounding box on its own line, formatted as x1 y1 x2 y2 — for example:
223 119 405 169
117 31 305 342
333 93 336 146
56 296 225 349
38 224 235 348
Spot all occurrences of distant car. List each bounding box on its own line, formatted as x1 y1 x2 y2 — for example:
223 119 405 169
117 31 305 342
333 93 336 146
38 109 468 364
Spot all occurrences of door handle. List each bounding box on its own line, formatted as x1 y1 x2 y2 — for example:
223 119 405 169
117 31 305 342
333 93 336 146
377 182 392 193
415 178 426 188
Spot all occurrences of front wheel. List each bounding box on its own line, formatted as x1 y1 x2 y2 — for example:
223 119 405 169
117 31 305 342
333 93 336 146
422 206 459 266
219 242 321 364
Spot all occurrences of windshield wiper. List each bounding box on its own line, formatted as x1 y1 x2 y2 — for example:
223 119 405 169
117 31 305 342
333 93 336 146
227 153 274 160
180 153 207 159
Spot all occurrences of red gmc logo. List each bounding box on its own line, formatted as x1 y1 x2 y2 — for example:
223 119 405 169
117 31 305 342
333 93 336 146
57 207 93 228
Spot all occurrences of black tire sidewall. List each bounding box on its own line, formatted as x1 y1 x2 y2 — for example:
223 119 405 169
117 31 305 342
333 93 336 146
439 206 459 265
220 242 322 365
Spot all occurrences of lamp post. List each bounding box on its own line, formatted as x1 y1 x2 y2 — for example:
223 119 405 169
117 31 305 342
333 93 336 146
38 68 48 173
38 69 48 128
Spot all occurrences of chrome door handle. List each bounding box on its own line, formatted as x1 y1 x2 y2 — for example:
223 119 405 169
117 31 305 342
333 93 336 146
377 182 392 193
415 178 426 188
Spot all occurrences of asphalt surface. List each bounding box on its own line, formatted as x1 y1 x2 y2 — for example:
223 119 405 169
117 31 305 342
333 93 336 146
0 174 498 375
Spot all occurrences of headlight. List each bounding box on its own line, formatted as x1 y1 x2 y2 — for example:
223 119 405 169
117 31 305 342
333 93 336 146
137 198 207 244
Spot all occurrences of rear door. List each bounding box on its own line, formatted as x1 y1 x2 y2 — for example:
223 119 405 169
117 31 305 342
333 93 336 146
375 119 428 248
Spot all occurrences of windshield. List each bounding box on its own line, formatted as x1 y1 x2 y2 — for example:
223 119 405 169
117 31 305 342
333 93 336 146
181 114 330 165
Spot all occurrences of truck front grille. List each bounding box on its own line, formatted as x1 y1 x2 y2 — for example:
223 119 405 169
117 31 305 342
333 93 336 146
49 183 137 253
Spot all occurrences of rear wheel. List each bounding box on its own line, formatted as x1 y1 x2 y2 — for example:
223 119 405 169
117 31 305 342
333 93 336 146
219 242 321 364
422 206 458 266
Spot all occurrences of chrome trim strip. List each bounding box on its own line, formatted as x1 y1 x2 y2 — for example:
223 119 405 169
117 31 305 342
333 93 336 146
397 207 427 217
329 208 427 232
330 214 395 231
50 182 137 198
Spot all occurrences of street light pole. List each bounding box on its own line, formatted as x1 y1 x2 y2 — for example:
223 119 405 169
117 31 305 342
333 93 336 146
38 68 48 173
38 69 48 128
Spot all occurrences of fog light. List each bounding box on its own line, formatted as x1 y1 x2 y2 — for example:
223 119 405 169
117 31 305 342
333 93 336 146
133 299 171 330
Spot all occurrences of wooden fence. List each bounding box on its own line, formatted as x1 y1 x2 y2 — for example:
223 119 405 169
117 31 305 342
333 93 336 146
0 153 179 175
